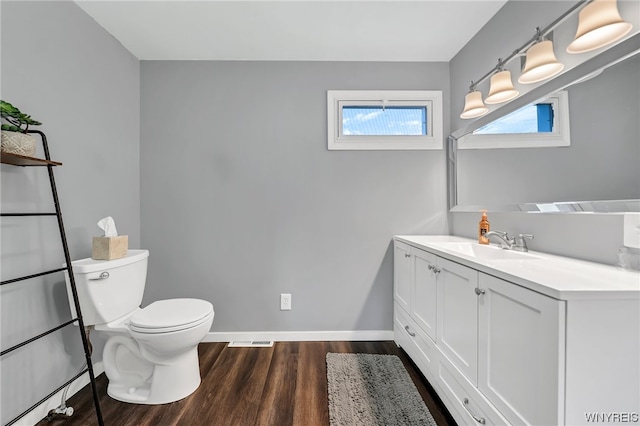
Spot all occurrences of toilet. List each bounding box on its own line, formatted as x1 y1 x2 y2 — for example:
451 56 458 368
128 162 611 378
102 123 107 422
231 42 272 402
64 249 214 404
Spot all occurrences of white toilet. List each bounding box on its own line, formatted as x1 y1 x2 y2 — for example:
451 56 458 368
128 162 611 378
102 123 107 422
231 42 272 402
65 249 214 404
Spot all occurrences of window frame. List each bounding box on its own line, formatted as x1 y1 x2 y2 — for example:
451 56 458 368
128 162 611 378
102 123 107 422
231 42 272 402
457 91 570 150
327 90 443 150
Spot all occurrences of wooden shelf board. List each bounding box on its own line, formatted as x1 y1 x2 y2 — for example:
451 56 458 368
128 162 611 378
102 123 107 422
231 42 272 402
0 152 62 167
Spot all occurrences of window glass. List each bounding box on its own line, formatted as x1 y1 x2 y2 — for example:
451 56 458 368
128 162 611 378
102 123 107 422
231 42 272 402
474 103 554 135
342 106 427 136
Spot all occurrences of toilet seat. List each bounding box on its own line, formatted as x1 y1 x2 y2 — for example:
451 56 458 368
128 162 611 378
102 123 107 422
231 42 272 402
129 298 214 334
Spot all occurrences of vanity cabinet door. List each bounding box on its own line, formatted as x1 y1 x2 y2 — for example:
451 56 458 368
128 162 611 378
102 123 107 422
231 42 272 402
412 249 437 341
394 241 412 312
477 273 565 426
436 258 479 385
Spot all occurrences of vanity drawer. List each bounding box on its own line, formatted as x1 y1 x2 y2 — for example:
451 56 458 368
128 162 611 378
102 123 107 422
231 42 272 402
437 353 509 426
394 302 438 385
394 304 414 356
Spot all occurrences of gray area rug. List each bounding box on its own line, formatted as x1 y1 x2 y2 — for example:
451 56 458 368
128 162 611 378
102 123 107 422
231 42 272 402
326 353 437 426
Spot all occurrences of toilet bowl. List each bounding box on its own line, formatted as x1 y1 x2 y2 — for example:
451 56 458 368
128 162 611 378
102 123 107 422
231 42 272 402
65 250 215 404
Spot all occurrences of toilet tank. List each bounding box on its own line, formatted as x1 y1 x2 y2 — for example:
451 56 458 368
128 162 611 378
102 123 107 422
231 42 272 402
65 250 149 326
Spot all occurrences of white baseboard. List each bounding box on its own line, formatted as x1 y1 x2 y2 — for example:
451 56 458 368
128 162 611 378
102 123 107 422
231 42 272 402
203 330 394 343
18 362 104 426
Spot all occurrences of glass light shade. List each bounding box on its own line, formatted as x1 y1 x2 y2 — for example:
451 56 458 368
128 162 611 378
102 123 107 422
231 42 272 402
484 70 520 104
460 91 488 119
567 0 633 54
518 40 564 84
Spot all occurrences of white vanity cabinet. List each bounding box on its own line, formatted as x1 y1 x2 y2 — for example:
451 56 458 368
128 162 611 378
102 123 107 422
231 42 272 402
394 241 438 340
393 241 439 383
477 273 564 426
436 257 479 385
392 236 640 426
393 241 412 312
412 248 437 341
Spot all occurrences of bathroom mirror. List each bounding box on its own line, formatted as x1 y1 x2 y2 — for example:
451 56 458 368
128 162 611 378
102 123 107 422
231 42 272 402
449 33 640 213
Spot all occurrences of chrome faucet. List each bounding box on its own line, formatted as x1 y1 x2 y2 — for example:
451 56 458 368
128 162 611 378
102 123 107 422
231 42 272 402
485 231 534 252
484 230 514 249
514 233 534 252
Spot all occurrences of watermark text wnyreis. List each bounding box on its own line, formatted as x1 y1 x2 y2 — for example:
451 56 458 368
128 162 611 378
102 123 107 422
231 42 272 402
585 412 639 423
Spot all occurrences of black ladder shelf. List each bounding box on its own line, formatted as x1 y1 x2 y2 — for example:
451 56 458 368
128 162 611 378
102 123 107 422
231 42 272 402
0 130 104 426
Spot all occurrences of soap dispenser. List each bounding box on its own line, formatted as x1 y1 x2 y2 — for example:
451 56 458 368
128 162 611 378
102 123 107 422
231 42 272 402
478 210 490 245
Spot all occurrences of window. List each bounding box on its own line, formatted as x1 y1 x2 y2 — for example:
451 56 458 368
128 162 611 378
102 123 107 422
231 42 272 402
327 90 443 150
457 91 570 150
474 103 554 134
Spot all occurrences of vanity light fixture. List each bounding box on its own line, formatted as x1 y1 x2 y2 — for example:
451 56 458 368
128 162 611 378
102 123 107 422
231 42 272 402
460 85 489 119
459 0 608 119
567 0 633 54
518 30 565 84
485 68 519 104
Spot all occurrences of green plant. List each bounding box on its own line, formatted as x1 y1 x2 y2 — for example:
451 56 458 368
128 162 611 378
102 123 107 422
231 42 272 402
1 100 41 133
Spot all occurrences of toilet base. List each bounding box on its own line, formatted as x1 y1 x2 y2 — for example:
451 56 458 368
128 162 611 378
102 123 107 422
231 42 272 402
106 346 202 405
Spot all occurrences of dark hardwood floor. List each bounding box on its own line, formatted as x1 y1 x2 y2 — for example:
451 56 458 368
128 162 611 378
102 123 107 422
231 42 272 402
39 341 455 426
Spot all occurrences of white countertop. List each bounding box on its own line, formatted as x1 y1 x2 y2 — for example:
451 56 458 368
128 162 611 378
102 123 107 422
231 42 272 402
395 235 640 301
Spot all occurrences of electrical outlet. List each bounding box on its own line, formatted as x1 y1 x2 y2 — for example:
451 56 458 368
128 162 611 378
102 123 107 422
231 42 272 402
280 293 291 311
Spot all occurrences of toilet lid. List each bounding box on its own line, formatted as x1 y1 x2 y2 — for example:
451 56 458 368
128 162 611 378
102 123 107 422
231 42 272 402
129 299 213 333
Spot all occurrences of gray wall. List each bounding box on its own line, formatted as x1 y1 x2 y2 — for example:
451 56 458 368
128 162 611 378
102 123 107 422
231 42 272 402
0 1 139 423
449 1 639 265
140 61 449 332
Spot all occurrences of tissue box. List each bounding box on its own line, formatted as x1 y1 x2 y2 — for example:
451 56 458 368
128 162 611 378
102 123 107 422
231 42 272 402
92 236 128 260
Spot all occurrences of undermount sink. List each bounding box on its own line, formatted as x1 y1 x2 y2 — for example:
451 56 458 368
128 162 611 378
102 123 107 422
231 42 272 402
433 242 540 260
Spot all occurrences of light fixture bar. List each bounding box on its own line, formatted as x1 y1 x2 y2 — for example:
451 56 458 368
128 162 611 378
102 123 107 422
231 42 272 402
469 0 591 89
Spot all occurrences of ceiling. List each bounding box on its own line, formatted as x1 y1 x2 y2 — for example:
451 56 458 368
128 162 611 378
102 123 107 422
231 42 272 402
75 0 508 62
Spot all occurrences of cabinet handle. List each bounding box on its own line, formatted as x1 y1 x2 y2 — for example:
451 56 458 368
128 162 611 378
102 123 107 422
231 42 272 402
463 398 486 424
404 253 411 258
474 288 486 296
404 325 416 337
428 265 440 274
